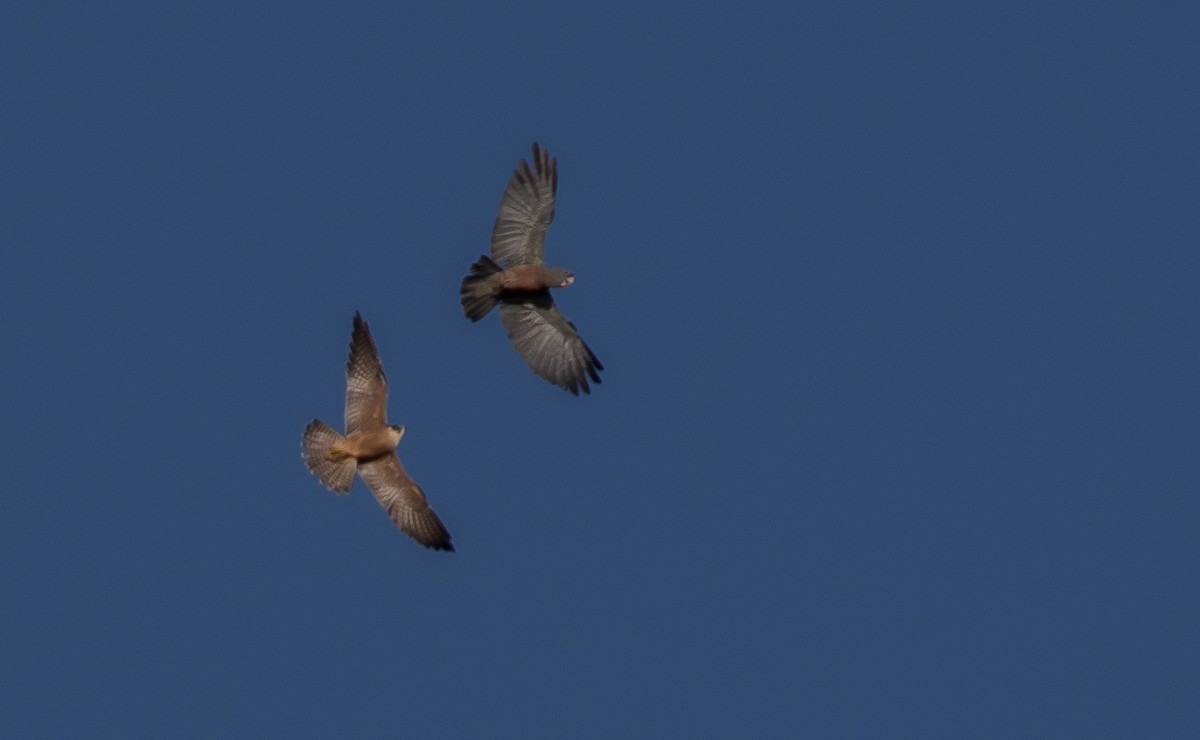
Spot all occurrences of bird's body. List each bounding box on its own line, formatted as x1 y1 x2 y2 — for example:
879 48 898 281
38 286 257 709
321 425 404 463
301 312 454 552
498 263 574 292
460 142 603 395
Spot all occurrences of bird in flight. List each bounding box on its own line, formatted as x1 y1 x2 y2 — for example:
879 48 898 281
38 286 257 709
460 142 603 395
301 312 454 551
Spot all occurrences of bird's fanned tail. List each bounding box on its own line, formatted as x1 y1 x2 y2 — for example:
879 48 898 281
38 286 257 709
459 255 505 321
301 419 357 493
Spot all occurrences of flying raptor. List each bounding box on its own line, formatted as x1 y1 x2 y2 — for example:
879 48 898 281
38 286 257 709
301 312 454 551
460 142 603 395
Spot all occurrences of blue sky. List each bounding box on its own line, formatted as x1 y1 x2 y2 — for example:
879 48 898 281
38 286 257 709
2 2 1197 737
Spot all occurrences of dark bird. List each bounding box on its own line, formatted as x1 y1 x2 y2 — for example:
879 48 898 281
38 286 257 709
460 142 603 395
301 312 454 551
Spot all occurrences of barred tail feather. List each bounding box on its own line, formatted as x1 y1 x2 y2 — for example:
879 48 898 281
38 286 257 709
302 419 357 494
459 254 504 321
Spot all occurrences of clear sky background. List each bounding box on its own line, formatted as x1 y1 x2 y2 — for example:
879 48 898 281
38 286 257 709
2 2 1197 737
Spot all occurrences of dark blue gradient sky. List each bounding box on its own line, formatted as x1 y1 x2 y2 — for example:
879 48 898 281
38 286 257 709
3 2 1198 737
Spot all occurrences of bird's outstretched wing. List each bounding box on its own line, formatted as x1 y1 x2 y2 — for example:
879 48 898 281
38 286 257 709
490 142 557 266
500 294 603 395
358 453 454 551
345 312 389 436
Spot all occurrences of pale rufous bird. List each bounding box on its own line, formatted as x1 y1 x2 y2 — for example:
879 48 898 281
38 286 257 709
301 312 453 551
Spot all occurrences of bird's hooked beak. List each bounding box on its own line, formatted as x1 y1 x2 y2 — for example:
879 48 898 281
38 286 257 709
390 424 406 441
561 274 575 287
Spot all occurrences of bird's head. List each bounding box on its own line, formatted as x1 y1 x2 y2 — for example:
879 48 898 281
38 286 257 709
545 266 575 288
